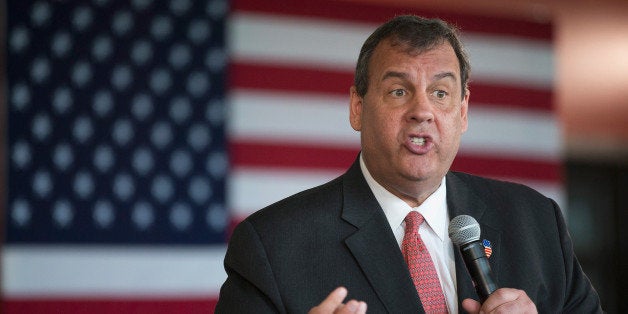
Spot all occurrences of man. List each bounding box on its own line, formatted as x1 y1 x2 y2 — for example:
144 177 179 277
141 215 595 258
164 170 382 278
216 15 602 313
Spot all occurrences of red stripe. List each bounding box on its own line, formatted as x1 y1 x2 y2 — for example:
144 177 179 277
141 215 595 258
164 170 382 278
230 141 561 182
231 62 553 111
230 141 359 171
2 298 218 314
469 83 553 111
451 154 562 182
232 0 553 40
230 62 352 96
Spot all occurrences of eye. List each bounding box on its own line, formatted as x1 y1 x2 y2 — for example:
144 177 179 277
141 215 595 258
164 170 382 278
432 90 448 99
390 89 407 97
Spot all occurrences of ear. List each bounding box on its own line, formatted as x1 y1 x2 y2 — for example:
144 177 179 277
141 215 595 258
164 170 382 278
460 88 470 133
349 86 363 131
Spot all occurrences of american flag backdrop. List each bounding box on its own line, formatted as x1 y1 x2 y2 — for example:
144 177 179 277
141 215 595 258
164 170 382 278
2 0 559 313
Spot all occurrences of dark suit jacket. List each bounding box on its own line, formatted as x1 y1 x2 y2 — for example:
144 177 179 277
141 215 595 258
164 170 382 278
216 158 602 313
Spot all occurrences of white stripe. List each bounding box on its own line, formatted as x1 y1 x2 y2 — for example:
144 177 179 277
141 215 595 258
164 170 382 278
228 13 367 71
2 246 226 297
228 167 342 218
464 34 554 88
462 105 561 160
229 168 564 219
229 90 560 160
229 13 554 87
228 90 359 147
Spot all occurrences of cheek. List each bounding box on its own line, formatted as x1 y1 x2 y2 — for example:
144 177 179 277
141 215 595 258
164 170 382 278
438 113 465 141
362 101 404 138
375 111 401 137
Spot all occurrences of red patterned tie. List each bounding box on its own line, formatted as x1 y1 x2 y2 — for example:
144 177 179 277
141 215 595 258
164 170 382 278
402 211 448 313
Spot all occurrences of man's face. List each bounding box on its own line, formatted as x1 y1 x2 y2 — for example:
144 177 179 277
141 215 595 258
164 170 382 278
350 39 469 205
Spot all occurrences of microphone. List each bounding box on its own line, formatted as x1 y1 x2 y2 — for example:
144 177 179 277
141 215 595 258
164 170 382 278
448 215 498 302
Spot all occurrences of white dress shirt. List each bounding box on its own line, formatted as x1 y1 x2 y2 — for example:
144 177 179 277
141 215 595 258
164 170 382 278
360 156 458 314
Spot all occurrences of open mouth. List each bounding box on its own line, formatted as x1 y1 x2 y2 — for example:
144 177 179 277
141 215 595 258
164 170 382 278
410 136 426 146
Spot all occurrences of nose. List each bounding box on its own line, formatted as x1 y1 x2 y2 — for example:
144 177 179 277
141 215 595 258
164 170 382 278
405 91 434 123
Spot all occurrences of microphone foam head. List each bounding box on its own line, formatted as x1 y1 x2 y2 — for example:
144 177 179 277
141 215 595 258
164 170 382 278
448 214 481 246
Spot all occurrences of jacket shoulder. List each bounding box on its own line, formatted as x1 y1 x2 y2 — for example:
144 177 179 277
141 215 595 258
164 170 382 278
448 171 552 203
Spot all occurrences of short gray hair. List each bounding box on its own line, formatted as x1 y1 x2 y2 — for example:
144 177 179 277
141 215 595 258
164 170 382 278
354 15 471 97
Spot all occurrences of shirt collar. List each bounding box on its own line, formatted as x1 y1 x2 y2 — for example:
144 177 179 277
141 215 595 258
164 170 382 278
359 155 449 242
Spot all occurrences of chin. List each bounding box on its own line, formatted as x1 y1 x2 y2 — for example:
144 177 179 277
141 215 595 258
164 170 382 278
400 168 435 183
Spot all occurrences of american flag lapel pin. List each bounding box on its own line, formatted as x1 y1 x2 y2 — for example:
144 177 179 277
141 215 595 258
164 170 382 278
482 239 493 258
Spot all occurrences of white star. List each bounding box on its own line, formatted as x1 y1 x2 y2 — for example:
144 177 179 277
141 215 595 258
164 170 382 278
151 121 173 150
170 202 192 231
187 123 211 151
152 175 174 204
189 176 212 205
112 118 134 146
51 31 72 58
12 199 32 227
112 10 133 36
10 26 30 53
33 170 53 198
186 71 210 98
113 173 135 202
207 151 228 179
150 15 173 41
94 145 115 173
132 147 154 176
93 200 115 229
53 200 74 228
93 90 114 118
72 6 93 32
53 143 74 171
188 19 210 45
169 96 192 124
74 171 95 199
53 87 73 114
206 203 227 233
170 149 192 178
132 201 154 230
32 113 52 141
12 140 32 169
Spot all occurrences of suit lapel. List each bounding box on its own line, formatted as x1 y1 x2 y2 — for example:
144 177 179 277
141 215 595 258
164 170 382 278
341 159 424 313
446 172 502 308
338 161 505 312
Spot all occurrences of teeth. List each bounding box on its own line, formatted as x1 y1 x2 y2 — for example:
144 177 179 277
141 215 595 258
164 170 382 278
410 137 426 145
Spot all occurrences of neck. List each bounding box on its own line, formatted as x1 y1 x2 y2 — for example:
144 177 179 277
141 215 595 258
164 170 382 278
383 179 442 208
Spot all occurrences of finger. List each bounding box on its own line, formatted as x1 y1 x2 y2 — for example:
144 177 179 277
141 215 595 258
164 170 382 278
310 287 348 313
461 298 481 314
482 288 521 309
337 300 368 314
481 288 536 313
357 301 368 313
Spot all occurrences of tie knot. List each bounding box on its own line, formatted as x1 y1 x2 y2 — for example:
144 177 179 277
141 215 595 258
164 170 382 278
405 211 424 232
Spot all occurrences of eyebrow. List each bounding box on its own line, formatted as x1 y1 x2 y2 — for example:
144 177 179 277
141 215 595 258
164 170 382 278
381 71 408 82
381 71 458 82
434 71 457 82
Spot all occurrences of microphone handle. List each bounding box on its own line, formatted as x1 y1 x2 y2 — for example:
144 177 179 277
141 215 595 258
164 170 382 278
460 241 499 302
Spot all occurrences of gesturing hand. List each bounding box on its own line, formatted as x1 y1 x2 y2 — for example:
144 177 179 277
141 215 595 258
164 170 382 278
462 288 537 314
308 287 367 314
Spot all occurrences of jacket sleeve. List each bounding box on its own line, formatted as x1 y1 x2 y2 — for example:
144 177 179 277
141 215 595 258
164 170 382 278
215 220 285 314
553 200 604 313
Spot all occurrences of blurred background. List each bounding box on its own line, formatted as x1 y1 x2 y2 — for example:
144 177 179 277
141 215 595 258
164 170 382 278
1 0 626 313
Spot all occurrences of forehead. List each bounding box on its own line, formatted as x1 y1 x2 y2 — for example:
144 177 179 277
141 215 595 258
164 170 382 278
369 39 460 78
